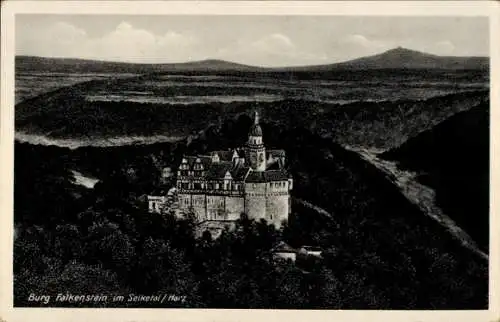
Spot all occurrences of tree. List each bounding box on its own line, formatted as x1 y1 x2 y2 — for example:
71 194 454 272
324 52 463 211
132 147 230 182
54 224 83 262
84 219 135 274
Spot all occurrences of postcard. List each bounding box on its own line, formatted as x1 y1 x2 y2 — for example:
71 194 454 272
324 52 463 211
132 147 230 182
1 1 499 322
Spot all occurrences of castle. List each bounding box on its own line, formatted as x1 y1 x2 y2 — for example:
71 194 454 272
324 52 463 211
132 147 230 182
174 112 293 228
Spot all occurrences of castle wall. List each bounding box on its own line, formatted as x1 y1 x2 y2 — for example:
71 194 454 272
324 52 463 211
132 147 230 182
191 194 206 221
207 195 225 220
244 182 267 220
225 196 245 220
266 194 289 227
265 180 290 227
178 193 191 211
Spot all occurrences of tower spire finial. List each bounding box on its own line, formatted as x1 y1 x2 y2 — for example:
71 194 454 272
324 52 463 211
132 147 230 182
254 111 259 125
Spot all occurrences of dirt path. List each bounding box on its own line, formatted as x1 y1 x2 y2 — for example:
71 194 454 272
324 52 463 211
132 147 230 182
71 170 99 189
345 146 488 261
293 198 334 219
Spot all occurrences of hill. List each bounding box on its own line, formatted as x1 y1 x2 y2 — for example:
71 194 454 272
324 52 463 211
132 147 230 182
16 47 489 74
285 47 489 71
380 102 490 251
15 56 261 74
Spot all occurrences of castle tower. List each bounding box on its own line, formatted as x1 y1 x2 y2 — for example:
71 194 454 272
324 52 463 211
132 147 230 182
246 111 266 172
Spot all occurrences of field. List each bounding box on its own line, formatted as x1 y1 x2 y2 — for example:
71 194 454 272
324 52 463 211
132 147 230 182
15 69 488 150
15 72 137 104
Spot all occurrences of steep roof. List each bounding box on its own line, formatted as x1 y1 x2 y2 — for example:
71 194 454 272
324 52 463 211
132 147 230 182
211 150 233 162
249 123 263 136
203 160 251 181
206 161 233 180
271 241 297 253
232 166 251 181
249 111 263 136
245 169 290 183
184 155 212 168
268 149 286 158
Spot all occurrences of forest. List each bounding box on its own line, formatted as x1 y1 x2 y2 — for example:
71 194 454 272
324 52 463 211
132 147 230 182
381 101 490 252
14 114 488 309
15 68 488 152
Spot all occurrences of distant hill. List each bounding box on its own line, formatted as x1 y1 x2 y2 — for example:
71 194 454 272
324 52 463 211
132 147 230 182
380 102 490 251
16 47 489 74
281 47 489 71
15 56 261 74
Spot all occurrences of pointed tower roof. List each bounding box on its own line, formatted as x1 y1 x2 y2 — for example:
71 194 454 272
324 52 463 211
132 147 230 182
249 111 263 136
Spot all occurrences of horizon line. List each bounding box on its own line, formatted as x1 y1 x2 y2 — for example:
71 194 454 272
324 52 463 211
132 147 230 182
15 46 490 69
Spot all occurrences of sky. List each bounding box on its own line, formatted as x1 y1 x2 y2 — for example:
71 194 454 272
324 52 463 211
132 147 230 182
15 15 489 67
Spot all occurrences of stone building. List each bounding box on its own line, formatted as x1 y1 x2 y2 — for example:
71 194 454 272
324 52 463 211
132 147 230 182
148 195 167 214
176 112 293 228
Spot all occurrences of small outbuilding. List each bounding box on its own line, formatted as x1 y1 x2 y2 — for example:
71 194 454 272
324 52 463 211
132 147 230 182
298 246 323 258
147 195 167 214
271 241 298 262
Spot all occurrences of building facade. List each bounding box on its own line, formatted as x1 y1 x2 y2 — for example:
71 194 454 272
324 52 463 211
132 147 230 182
176 112 293 227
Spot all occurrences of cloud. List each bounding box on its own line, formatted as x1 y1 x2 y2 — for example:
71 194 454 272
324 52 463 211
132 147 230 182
48 21 87 42
16 21 87 58
250 33 295 53
342 34 385 49
433 40 456 55
18 23 327 66
216 33 328 66
338 34 390 54
16 21 199 63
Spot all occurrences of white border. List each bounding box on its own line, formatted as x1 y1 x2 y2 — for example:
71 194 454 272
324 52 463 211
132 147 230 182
1 2 499 322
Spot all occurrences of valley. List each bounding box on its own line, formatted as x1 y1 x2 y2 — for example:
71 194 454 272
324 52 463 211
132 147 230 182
12 47 491 309
349 146 488 260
